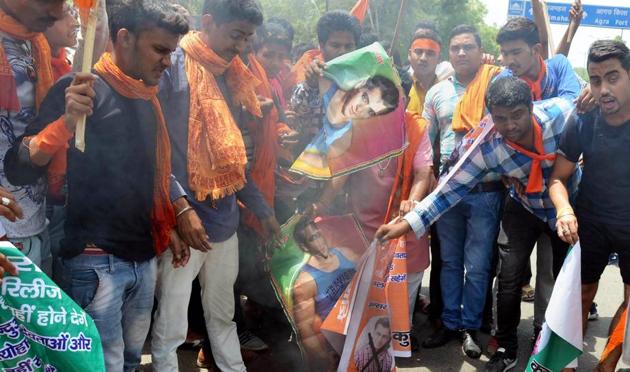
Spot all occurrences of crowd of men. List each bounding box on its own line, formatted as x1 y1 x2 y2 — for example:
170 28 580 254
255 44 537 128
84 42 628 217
0 0 628 371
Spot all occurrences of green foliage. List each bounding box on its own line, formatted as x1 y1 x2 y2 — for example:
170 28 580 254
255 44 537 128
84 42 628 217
574 67 588 82
174 0 501 62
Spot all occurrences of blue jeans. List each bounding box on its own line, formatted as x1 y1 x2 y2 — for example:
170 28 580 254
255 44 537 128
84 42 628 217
63 254 157 372
436 190 503 330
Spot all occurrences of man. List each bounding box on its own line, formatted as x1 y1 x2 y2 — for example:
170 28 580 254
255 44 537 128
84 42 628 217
354 317 394 372
406 22 449 116
493 15 583 354
293 218 359 369
44 3 78 80
549 40 630 372
0 0 64 275
496 17 581 102
288 10 360 93
150 1 281 371
376 77 578 371
404 20 450 330
416 24 502 358
4 1 190 370
289 10 361 143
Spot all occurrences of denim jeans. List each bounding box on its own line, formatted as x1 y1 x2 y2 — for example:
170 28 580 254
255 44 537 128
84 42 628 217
64 253 157 372
436 190 503 330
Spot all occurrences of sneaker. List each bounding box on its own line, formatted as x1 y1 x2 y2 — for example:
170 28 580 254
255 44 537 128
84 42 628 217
485 348 517 372
588 302 599 321
422 326 460 348
461 330 482 359
239 330 269 351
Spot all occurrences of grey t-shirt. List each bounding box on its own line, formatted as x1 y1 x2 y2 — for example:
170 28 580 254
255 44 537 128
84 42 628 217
0 34 46 238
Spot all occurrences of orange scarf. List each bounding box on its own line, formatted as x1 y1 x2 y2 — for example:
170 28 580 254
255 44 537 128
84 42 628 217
180 32 262 201
51 47 72 81
505 116 555 194
242 54 279 235
0 8 54 112
286 49 323 92
522 56 547 101
384 112 427 222
451 64 502 133
94 52 175 255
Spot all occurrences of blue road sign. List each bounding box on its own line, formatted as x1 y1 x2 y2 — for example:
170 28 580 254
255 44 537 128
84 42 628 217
507 0 630 30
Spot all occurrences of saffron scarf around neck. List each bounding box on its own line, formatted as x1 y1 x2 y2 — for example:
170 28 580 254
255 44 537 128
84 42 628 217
242 54 279 235
522 56 547 101
180 31 262 201
505 115 555 194
94 52 175 255
451 64 502 133
0 8 54 112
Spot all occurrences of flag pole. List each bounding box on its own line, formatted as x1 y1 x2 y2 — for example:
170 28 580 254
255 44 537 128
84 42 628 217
389 0 408 56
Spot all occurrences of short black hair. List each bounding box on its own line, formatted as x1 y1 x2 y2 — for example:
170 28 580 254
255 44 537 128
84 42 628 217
316 10 361 46
485 76 533 113
587 39 630 70
410 28 442 48
253 22 292 52
496 17 540 47
414 20 439 34
449 24 482 48
109 0 189 42
365 75 400 115
293 218 317 248
375 317 390 331
267 17 295 43
202 0 263 26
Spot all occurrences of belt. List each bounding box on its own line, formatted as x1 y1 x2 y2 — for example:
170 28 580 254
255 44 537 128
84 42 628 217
470 181 505 194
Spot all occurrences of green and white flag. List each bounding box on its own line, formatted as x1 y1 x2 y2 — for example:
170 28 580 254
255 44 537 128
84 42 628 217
0 242 105 371
527 242 583 372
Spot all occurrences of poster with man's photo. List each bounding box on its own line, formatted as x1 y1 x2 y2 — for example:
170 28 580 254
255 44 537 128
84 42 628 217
269 214 368 370
269 215 411 371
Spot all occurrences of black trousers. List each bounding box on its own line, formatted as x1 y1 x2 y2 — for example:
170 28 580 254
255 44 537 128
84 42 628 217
494 198 569 356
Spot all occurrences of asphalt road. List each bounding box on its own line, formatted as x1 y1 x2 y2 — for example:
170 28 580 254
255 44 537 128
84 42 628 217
140 247 628 372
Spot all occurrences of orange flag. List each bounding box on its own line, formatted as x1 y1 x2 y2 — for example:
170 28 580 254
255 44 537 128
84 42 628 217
350 0 369 24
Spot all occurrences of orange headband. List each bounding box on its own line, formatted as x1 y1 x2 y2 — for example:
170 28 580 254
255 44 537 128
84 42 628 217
410 38 441 54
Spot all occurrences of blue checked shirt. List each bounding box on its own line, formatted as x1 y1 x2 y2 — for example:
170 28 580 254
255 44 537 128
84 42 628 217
404 97 580 237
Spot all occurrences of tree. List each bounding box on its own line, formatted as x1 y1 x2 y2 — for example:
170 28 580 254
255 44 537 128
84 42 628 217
174 0 500 62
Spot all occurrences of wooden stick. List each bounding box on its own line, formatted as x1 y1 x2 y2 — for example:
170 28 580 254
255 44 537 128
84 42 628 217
389 0 408 56
75 0 99 152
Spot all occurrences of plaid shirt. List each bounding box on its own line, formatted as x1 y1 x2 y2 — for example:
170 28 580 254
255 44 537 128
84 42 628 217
404 97 580 238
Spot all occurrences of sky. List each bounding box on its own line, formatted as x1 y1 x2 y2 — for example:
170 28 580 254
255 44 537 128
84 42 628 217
479 0 629 68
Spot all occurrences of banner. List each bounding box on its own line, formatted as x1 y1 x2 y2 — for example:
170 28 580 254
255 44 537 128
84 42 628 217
290 43 406 180
0 242 105 371
527 242 582 371
269 214 369 370
323 238 410 372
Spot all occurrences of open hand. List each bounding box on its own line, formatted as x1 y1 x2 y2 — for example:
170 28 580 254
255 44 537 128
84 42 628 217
168 229 190 268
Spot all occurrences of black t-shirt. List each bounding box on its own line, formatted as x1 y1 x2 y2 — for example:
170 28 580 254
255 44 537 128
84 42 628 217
559 109 630 225
5 74 157 261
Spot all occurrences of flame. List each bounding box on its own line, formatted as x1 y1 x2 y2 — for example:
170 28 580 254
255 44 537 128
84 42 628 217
73 0 97 9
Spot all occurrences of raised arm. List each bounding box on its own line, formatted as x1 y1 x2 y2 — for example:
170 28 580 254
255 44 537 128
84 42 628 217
555 0 583 57
532 0 550 59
